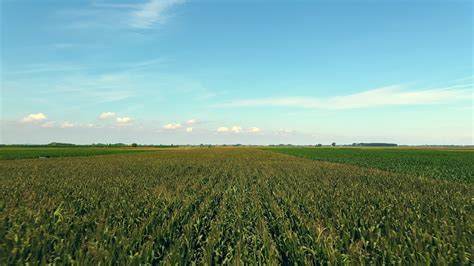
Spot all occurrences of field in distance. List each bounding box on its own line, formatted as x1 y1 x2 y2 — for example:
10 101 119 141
263 147 474 182
0 146 176 160
1 147 472 264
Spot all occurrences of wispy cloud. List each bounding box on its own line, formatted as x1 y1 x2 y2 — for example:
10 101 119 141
216 85 472 110
59 0 185 30
3 61 217 114
60 121 76 128
121 58 165 70
6 64 83 75
94 91 134 103
451 75 474 83
9 71 136 105
186 119 197 125
49 43 103 50
41 121 55 128
59 121 100 129
130 0 185 29
6 57 164 76
276 129 294 137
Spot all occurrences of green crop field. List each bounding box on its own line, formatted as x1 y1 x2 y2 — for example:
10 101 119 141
1 148 473 264
0 147 161 160
263 147 474 182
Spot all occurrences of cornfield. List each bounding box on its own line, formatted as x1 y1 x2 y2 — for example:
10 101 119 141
1 148 472 264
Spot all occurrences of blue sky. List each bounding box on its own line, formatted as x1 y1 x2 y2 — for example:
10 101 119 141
1 0 472 145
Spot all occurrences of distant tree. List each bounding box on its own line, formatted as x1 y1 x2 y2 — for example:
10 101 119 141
48 142 75 147
131 143 138 147
317 144 322 147
331 142 336 147
356 143 398 147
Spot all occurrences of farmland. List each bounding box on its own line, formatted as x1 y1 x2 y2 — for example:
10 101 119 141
1 148 473 264
264 147 474 182
0 147 154 160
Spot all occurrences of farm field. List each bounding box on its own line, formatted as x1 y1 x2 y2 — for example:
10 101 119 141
264 147 474 182
0 147 162 160
1 148 473 264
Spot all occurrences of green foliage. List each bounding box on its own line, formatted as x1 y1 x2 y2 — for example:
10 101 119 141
0 148 472 264
0 148 154 160
264 147 474 182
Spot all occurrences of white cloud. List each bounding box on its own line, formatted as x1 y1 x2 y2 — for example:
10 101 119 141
186 127 193 133
247 127 261 133
61 121 76 128
41 121 55 128
58 121 101 129
277 129 294 137
130 0 185 29
84 123 98 128
163 123 182 129
116 117 132 124
217 127 229 133
217 85 473 110
100 112 116 119
217 125 257 134
231 126 242 133
20 113 48 123
186 118 197 125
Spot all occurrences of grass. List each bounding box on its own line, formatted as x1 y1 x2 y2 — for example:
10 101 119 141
262 147 474 182
1 148 472 264
0 147 157 160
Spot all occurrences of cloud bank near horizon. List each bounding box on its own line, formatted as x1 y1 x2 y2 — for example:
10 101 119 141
216 85 472 110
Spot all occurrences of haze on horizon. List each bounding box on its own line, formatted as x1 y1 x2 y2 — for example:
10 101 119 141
1 0 472 145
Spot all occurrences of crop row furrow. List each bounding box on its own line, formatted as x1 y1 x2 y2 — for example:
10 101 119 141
160 160 237 264
202 186 238 264
163 189 225 264
257 186 308 265
147 174 222 264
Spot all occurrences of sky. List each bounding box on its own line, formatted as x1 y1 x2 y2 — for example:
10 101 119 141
0 0 473 145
